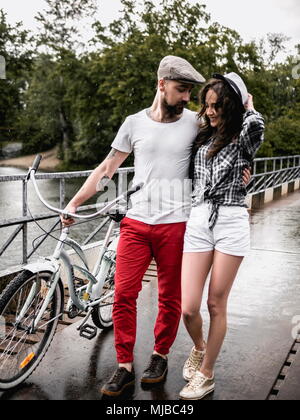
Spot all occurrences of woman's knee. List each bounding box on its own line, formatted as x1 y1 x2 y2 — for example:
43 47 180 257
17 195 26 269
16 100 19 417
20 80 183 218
182 306 201 321
207 297 227 317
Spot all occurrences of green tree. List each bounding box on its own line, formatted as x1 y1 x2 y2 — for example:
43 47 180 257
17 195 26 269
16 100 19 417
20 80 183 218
253 48 300 157
5 0 299 166
0 9 32 155
19 53 79 155
20 0 97 163
72 0 263 165
262 105 300 157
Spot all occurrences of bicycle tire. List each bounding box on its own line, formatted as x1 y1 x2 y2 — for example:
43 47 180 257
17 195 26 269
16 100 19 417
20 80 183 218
0 270 62 390
91 261 115 330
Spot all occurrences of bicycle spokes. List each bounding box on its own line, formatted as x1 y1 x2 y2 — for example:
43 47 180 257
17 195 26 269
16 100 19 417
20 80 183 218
0 272 61 387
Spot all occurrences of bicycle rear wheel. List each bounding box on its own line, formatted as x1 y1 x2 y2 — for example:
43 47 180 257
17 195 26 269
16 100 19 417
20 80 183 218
0 270 62 390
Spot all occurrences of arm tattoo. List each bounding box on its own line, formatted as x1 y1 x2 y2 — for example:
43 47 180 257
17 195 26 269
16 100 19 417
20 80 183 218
96 175 111 192
107 148 118 160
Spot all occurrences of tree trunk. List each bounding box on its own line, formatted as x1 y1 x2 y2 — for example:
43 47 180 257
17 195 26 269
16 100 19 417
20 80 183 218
59 107 73 164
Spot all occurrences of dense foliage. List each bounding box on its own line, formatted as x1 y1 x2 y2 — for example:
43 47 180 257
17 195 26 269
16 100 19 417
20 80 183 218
0 0 299 167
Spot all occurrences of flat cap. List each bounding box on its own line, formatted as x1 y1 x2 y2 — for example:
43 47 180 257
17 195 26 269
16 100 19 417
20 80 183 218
158 55 206 85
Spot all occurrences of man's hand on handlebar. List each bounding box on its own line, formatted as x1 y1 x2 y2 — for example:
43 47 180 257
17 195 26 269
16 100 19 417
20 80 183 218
60 204 77 227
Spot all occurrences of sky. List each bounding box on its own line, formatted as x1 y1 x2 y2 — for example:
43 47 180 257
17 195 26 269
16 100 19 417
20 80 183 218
1 0 299 59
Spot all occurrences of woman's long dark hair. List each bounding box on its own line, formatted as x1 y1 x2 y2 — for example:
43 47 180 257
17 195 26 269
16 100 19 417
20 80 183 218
193 78 245 160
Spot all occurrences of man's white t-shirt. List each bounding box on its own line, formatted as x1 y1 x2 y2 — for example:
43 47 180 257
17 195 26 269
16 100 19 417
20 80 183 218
111 108 199 225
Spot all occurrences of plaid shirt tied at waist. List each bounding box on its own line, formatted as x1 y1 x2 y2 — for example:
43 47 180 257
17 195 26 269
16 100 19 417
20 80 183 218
191 110 265 230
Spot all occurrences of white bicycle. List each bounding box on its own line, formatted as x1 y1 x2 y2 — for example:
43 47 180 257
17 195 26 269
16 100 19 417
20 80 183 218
0 155 142 390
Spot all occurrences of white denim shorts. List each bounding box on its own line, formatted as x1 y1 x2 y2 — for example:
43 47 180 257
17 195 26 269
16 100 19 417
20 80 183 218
184 202 250 257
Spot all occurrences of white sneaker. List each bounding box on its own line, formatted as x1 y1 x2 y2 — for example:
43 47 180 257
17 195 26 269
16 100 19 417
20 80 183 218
179 371 215 400
182 346 206 381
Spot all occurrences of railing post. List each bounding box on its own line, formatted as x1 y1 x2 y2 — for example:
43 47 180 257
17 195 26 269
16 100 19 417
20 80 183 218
253 160 257 176
22 179 28 264
60 178 66 209
118 172 128 196
264 159 268 190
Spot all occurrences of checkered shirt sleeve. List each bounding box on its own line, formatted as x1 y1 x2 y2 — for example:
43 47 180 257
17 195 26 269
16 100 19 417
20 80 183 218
192 110 265 228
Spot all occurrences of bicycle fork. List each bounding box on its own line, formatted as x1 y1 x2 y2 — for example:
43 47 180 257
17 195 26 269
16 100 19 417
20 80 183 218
16 268 62 333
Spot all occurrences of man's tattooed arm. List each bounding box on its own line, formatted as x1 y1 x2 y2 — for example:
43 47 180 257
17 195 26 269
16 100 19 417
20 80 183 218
107 148 118 160
96 174 111 192
60 148 129 225
96 149 125 191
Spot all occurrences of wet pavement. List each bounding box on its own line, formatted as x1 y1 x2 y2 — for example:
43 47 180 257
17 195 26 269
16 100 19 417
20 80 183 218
1 190 300 401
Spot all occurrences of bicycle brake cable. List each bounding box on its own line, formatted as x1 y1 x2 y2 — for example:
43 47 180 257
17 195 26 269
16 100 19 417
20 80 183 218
27 203 112 250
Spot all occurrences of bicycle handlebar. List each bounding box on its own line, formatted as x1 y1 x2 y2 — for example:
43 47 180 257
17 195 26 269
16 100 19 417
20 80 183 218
124 184 143 198
26 154 42 180
28 155 143 220
32 154 42 172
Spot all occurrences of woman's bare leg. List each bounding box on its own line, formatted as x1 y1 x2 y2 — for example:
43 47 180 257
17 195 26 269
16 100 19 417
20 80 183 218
200 251 244 378
181 251 214 351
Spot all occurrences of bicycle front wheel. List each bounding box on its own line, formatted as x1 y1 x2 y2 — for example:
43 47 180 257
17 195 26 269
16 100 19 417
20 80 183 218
0 270 62 390
91 260 115 330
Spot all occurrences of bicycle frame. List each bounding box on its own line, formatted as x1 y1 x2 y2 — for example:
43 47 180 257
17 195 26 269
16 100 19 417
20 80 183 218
19 156 142 329
55 218 119 312
19 215 117 331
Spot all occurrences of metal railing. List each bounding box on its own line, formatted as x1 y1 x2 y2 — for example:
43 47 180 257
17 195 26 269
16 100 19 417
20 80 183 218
0 155 299 268
248 156 300 194
0 167 134 267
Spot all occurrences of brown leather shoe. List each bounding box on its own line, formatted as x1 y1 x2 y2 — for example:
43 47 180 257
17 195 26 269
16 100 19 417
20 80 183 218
101 367 135 397
141 355 168 384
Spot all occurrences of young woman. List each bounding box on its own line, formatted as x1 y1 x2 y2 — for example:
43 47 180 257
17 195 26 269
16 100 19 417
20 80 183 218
179 73 265 400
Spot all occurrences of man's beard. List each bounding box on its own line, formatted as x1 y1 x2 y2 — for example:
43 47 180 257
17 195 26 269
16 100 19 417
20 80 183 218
163 99 188 117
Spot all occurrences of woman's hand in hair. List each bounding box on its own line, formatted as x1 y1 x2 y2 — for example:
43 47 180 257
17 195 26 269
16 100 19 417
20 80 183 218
244 94 255 111
242 167 252 186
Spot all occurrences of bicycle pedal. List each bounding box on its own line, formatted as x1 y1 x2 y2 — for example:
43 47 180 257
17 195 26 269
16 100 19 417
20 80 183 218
67 304 80 319
79 324 97 340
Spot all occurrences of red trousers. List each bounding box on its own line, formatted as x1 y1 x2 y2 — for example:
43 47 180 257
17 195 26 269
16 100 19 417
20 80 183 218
113 217 186 363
